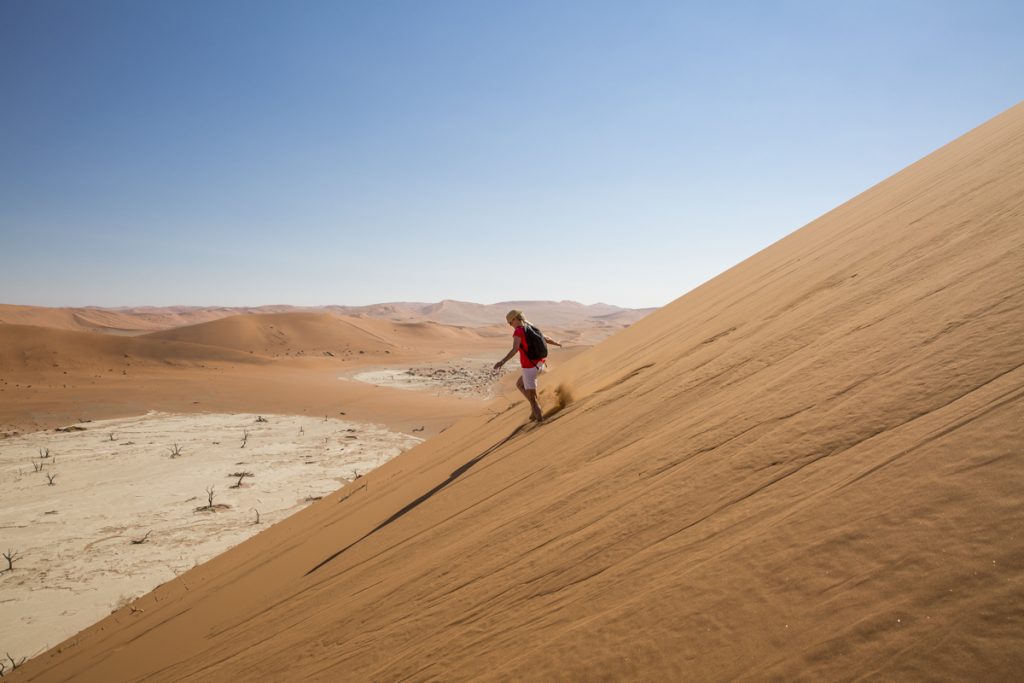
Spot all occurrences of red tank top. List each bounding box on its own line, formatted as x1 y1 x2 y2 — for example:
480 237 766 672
514 326 544 368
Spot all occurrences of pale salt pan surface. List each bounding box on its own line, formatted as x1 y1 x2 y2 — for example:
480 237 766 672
352 368 442 391
347 358 507 399
0 411 420 661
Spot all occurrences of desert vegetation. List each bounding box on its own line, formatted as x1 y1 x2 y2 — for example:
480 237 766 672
1 653 27 677
229 471 253 488
130 531 151 545
0 412 421 660
2 549 20 572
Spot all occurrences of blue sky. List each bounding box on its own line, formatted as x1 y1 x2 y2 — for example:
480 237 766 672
1 1 1021 309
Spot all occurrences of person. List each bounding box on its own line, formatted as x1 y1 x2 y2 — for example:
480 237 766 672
493 309 562 421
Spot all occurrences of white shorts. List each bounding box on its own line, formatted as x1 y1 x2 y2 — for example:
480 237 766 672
521 362 545 390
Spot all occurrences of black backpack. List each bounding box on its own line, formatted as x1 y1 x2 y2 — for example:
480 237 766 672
522 323 548 360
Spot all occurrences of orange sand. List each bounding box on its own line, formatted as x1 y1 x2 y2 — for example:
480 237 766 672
5 104 1024 680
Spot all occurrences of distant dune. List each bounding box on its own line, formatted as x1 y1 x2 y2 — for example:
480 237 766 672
0 303 264 335
328 299 654 330
0 304 154 335
0 323 263 374
0 301 650 344
17 103 1024 682
141 311 499 359
141 312 399 358
0 310 516 436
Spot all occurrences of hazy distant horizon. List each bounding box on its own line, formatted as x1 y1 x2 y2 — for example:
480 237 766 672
0 297 659 311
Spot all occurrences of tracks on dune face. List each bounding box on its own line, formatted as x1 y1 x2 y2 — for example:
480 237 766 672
304 424 528 576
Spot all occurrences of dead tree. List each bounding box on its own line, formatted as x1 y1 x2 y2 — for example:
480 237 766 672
46 473 57 486
130 531 152 545
252 508 261 524
205 485 215 508
4 652 26 674
32 461 43 473
2 549 20 571
169 443 183 458
39 447 50 458
240 430 249 448
229 471 253 488
109 432 116 441
255 415 268 423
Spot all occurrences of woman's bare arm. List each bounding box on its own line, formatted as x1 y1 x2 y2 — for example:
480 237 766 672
494 338 521 369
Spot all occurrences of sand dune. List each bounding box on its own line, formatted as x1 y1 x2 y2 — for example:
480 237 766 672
0 324 263 373
141 312 404 359
141 312 508 361
0 305 157 335
0 304 268 335
0 301 649 344
0 312 516 437
11 103 1024 681
0 312 497 374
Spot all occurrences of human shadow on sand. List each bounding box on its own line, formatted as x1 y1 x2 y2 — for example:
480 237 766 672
305 423 527 576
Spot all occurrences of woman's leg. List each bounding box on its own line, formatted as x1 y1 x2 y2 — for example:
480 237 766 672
518 373 543 420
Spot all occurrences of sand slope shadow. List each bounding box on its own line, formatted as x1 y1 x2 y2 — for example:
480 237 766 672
305 423 528 576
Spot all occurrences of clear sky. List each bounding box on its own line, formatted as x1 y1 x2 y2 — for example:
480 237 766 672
1 1 1021 309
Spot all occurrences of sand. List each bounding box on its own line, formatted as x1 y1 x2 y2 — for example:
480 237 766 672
0 310 583 438
0 301 646 347
0 412 420 660
0 304 580 674
6 105 1024 681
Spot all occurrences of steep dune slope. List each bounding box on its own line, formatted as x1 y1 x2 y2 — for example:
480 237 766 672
19 105 1024 681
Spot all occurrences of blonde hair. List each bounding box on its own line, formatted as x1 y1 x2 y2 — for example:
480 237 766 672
505 309 525 324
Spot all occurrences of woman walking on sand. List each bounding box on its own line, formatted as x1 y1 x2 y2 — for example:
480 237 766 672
493 309 562 421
